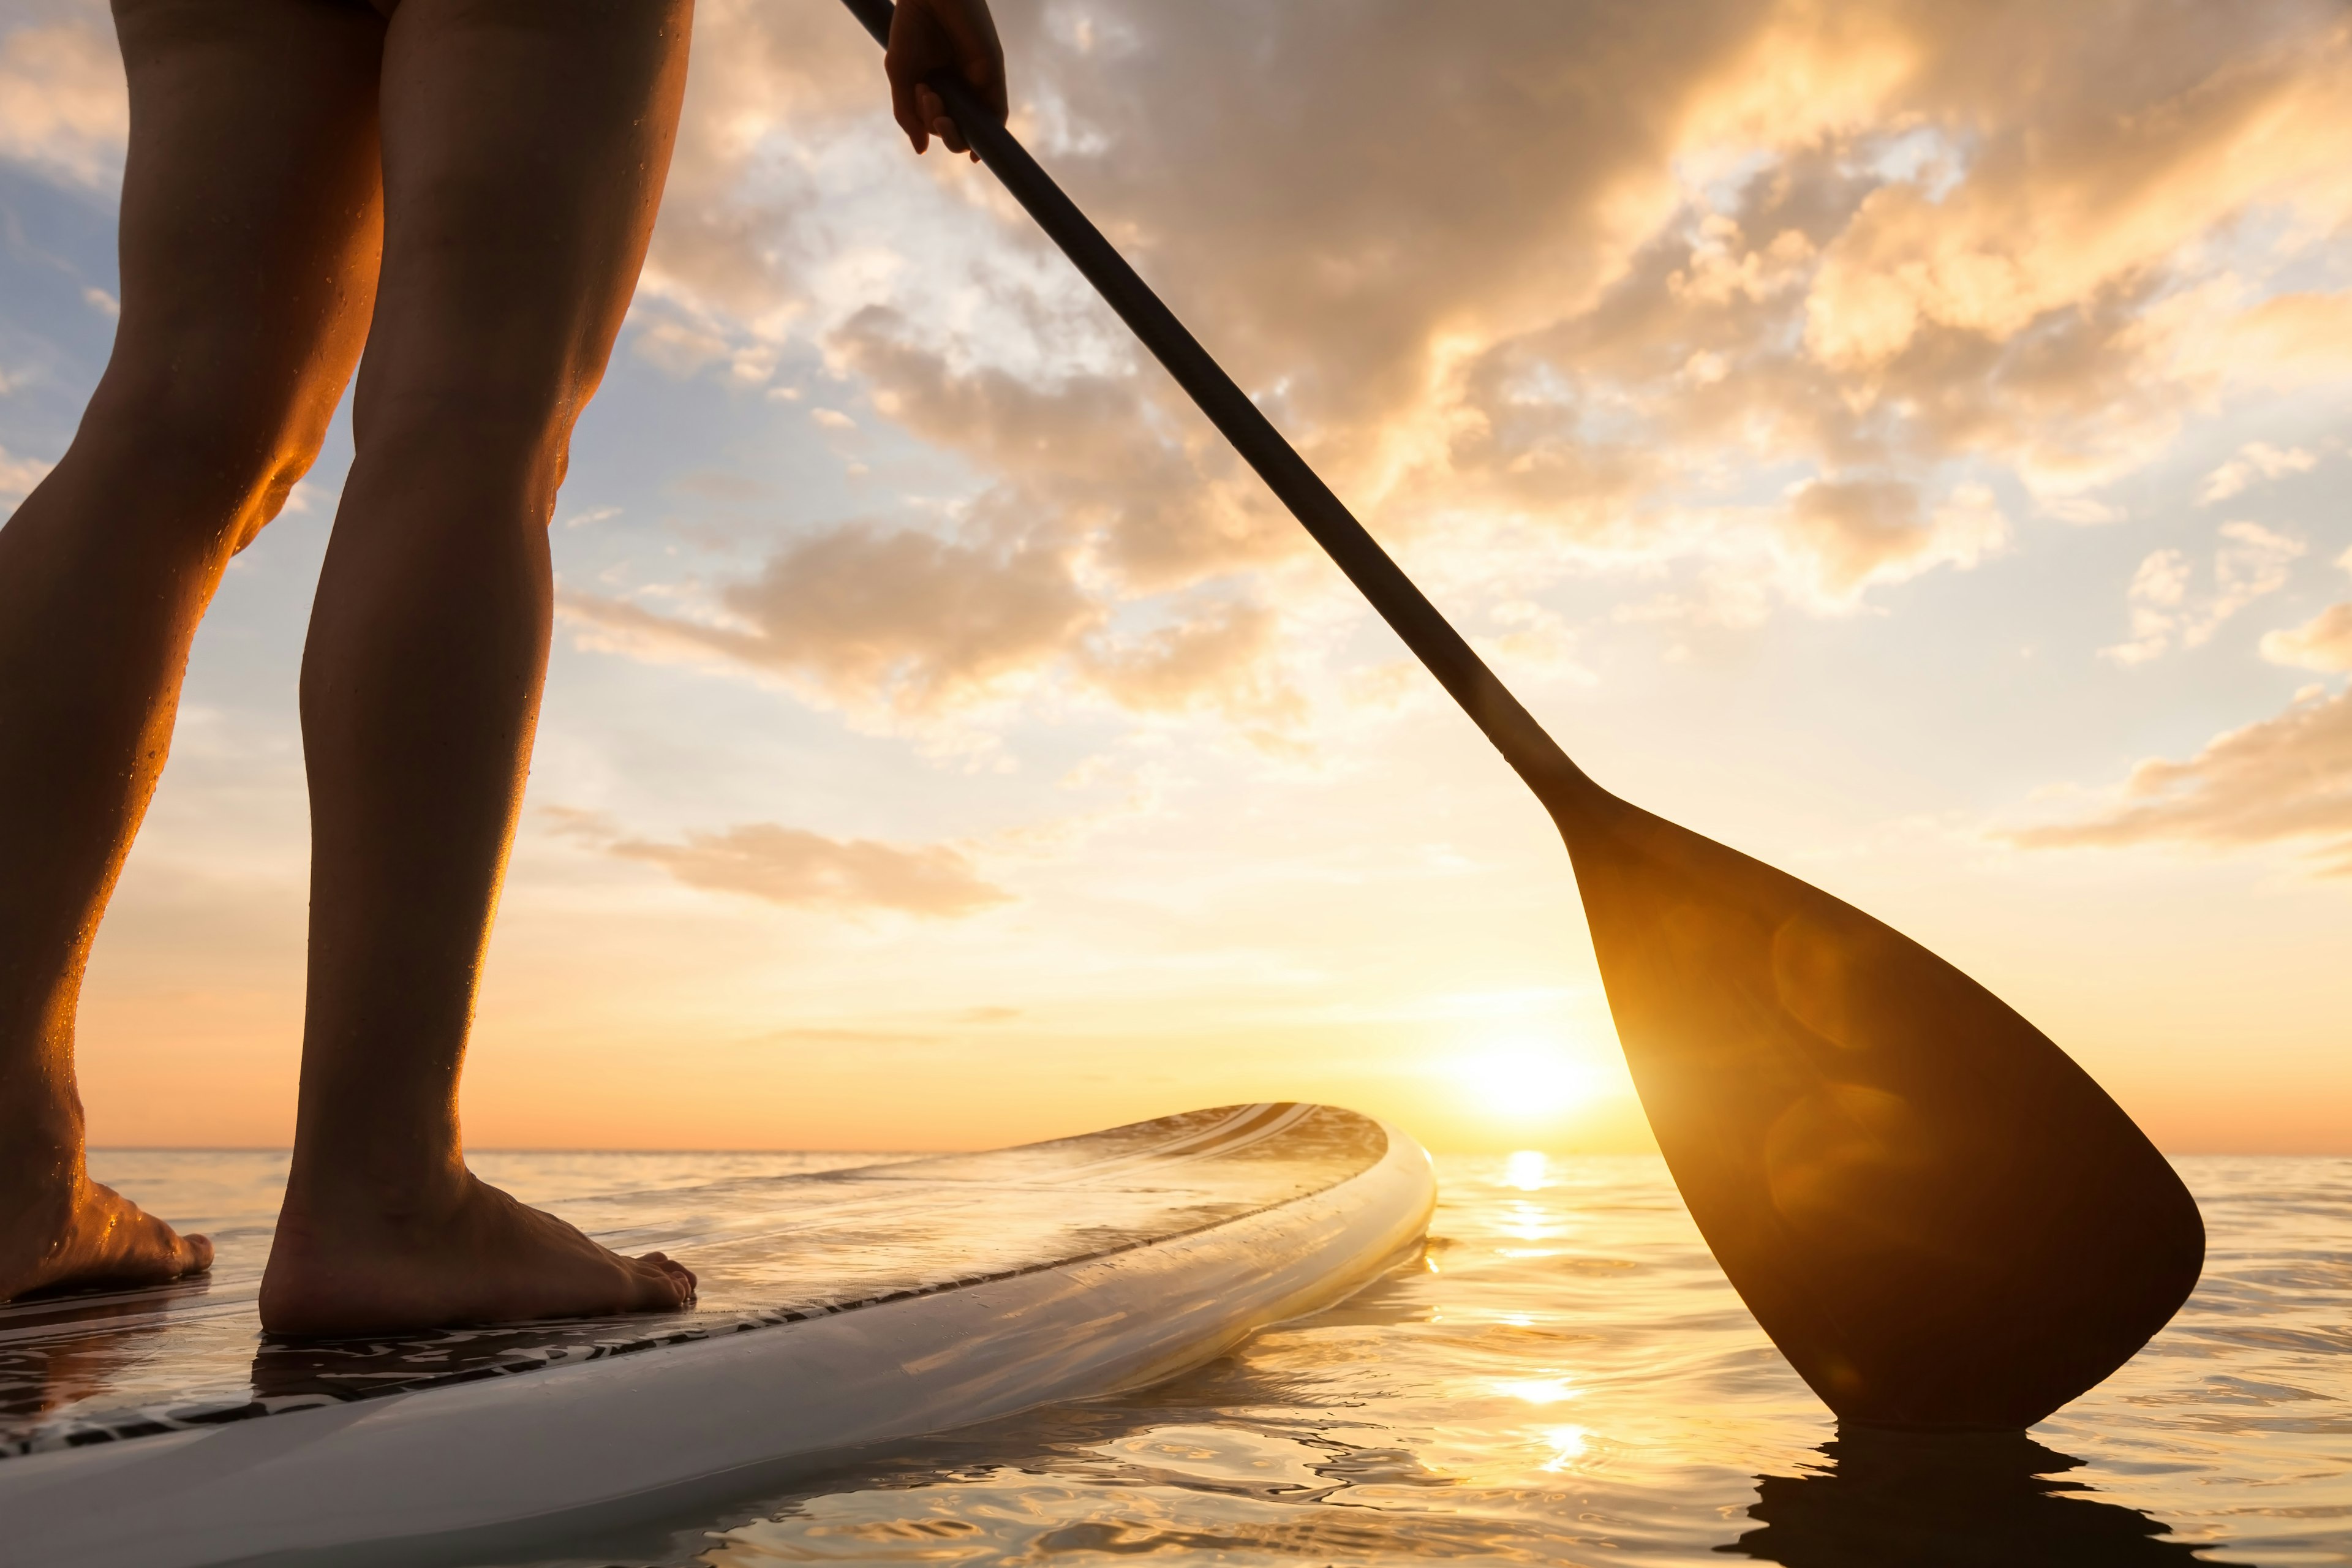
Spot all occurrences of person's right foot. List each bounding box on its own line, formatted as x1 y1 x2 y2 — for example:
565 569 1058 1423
0 1157 213 1304
259 1169 695 1337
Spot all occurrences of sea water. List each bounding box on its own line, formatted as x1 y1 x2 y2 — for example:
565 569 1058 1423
84 1149 2351 1566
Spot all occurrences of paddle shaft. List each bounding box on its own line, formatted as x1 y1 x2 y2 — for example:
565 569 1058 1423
839 0 1594 801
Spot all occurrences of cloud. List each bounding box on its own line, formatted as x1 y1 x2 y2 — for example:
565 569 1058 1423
630 315 739 379
1803 51 2352 372
604 0 2352 716
0 17 126 190
1074 597 1305 737
0 444 52 505
2215 288 2352 385
626 2 1939 612
585 304 1314 745
1781 478 2009 596
2261 545 2352 671
2103 521 2304 665
550 810 1011 917
824 306 1292 589
618 824 1009 916
2198 441 2316 505
560 518 1302 739
630 0 875 328
1387 0 2352 522
1801 6 2352 382
2264 605 2352 671
563 521 1097 716
2106 549 2192 666
2008 683 2352 873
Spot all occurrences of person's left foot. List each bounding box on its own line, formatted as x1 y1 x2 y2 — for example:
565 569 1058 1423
0 1149 214 1304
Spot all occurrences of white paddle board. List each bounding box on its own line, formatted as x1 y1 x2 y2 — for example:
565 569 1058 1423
0 1103 1433 1567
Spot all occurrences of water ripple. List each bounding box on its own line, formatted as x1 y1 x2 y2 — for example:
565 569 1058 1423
84 1148 2352 1567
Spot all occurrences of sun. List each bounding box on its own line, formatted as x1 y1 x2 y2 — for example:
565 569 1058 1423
1453 1040 1603 1121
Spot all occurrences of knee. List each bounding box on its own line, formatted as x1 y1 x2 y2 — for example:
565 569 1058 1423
79 356 338 549
349 378 582 527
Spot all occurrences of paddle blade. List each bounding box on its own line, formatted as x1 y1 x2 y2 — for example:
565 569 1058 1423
1553 791 2203 1430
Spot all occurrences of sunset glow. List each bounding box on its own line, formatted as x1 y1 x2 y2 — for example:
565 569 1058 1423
1456 1044 1607 1124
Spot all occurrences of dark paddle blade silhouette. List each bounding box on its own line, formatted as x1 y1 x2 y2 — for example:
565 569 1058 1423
837 0 2203 1430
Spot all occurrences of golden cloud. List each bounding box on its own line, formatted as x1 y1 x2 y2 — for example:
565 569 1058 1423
1782 478 2008 597
0 443 53 500
825 306 1293 589
560 522 1096 716
1073 597 1305 739
2008 682 2352 874
618 0 2352 679
2217 288 2352 385
2261 546 2352 673
0 15 125 190
613 821 1011 916
2264 605 2352 673
2199 442 2316 505
545 809 1011 918
2103 522 2304 666
560 521 1302 740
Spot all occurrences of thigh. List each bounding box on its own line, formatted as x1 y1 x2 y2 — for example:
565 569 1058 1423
355 0 693 480
102 0 386 523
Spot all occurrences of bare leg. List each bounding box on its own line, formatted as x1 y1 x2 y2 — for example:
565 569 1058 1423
0 0 386 1303
258 0 695 1336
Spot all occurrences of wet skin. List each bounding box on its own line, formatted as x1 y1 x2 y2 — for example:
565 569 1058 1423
0 0 1004 1334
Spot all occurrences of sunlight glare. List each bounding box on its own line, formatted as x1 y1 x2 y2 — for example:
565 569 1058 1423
1539 1424 1593 1472
1494 1376 1579 1406
1457 1041 1601 1123
1504 1150 1549 1190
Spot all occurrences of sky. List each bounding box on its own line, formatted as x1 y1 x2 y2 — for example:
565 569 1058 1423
1 0 2347 1155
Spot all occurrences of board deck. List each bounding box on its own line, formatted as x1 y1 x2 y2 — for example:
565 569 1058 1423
0 1104 1434 1568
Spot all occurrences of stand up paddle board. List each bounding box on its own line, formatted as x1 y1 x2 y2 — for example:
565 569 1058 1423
0 1104 1431 1568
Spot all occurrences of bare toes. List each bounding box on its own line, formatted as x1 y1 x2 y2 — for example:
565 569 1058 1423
635 1253 695 1308
1 1178 207 1302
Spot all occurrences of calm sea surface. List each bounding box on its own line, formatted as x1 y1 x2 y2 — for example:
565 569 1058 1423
86 1149 2352 1567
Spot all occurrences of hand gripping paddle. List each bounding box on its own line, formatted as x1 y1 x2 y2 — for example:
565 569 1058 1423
838 0 2203 1430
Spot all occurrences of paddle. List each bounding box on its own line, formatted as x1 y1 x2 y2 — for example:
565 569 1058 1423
836 0 2203 1430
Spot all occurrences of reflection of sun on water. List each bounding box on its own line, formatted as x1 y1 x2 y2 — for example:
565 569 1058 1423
1494 1376 1578 1406
1501 1155 1564 1247
1538 1424 1592 1472
1502 1200 1561 1245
